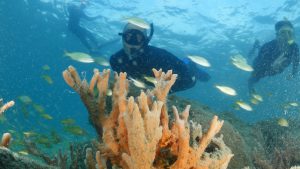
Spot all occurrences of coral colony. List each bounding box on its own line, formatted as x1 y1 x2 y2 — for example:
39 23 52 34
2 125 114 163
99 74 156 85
62 66 233 169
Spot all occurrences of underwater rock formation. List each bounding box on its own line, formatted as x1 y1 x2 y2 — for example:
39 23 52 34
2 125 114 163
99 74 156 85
0 145 57 169
250 119 300 169
0 99 57 169
63 65 233 169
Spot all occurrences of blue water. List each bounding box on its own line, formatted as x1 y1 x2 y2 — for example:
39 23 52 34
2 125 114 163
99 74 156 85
1 0 300 153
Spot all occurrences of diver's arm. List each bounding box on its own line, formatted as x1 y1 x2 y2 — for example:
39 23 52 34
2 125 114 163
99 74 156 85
252 46 265 69
252 42 272 69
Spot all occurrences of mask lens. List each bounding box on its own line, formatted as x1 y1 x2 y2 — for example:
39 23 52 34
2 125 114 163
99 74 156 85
122 29 145 45
278 28 293 37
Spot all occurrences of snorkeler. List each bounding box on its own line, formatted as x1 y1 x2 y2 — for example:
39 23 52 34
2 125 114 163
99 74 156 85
248 20 299 94
109 22 211 93
67 1 100 53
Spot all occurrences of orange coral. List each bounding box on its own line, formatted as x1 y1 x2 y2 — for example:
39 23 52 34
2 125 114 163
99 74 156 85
1 133 11 148
63 66 233 169
0 99 15 115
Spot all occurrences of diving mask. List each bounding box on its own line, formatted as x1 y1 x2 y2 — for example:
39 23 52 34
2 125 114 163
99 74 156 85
121 29 146 46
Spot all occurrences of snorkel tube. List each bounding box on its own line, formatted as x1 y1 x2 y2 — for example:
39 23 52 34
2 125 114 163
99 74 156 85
144 23 154 46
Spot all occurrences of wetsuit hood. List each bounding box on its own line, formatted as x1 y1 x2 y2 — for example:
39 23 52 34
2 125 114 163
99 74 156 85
275 20 294 31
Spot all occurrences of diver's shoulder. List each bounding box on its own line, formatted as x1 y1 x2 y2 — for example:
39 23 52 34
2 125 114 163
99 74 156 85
261 40 276 49
146 45 173 54
147 45 163 51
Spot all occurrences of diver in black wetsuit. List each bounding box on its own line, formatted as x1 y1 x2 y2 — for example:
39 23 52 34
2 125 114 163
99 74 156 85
110 23 210 93
248 20 299 93
67 2 99 52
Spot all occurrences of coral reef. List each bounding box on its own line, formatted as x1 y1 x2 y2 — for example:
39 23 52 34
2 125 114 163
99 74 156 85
187 104 254 168
62 66 233 169
250 119 300 169
24 138 102 169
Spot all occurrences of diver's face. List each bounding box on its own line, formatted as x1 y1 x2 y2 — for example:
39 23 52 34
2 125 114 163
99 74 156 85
276 26 295 45
122 29 146 56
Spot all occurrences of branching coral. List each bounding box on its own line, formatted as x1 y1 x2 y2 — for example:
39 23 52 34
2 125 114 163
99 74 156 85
1 133 11 148
1 98 14 148
0 98 14 115
63 66 233 169
63 66 110 139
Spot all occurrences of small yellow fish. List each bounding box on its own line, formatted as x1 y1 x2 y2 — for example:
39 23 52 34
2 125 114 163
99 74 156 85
60 118 75 125
36 136 52 147
250 98 259 105
232 61 253 72
215 85 237 96
33 104 45 113
18 151 29 155
64 125 86 136
93 57 110 67
23 131 37 138
40 113 53 120
18 95 32 105
125 17 150 29
278 118 289 127
187 55 211 67
143 76 157 84
41 75 53 84
64 51 94 63
42 65 50 70
130 78 146 88
231 54 253 72
236 101 253 111
288 102 298 107
252 94 263 102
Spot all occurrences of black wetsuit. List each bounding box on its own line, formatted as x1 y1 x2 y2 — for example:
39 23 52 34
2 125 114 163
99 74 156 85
249 39 299 84
67 5 98 51
110 45 210 93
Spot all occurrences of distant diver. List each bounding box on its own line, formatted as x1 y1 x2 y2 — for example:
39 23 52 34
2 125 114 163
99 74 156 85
248 20 299 93
67 1 100 53
109 22 211 93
